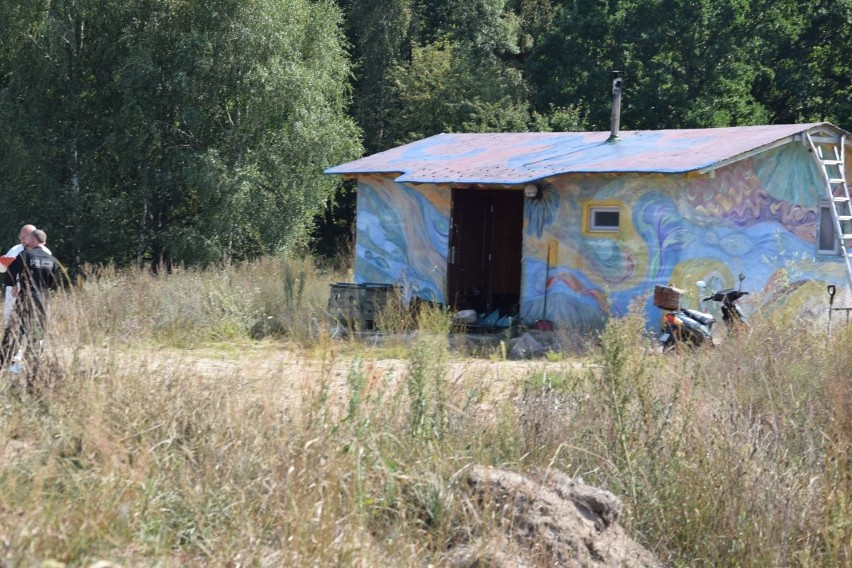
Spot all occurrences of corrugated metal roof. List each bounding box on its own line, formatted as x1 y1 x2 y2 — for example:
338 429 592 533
325 123 836 184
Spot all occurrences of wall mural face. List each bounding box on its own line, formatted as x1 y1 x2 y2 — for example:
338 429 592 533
520 142 849 329
354 175 450 303
355 142 850 329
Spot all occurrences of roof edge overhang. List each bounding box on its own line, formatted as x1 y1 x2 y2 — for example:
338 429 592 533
322 167 405 177
321 170 555 186
696 123 852 175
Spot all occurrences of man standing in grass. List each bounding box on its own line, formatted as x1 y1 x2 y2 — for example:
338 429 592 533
3 224 52 328
1 229 58 375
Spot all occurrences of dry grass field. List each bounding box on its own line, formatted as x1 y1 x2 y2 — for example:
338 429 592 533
0 256 849 566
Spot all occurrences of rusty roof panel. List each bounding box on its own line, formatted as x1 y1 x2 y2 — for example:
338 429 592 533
325 123 830 184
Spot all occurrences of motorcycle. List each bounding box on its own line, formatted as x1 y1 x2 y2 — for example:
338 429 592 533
658 273 749 350
701 273 749 332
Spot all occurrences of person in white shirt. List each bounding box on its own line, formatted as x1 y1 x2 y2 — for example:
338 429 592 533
3 224 51 327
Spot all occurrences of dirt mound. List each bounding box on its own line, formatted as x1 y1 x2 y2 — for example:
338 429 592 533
448 465 660 567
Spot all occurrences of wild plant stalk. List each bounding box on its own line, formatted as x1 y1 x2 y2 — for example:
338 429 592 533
405 304 451 439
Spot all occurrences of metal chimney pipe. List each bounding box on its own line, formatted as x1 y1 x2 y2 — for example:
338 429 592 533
608 71 622 142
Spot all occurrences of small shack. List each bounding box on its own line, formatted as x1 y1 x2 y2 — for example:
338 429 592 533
326 123 852 330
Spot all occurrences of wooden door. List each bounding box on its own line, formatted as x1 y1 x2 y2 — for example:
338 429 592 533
447 189 522 313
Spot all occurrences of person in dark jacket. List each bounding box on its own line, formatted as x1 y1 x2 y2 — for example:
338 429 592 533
1 229 58 374
3 224 51 328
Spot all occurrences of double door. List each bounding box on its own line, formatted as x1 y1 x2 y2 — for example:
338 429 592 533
447 188 522 314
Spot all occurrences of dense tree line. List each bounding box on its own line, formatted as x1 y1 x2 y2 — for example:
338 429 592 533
342 0 851 155
0 0 360 271
1 0 850 269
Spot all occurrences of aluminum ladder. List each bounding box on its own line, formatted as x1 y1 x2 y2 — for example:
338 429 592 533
807 131 852 291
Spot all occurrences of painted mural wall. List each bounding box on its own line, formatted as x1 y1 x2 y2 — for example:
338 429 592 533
521 141 852 328
353 142 852 328
354 174 450 303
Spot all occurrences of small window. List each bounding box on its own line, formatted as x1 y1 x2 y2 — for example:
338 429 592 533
818 204 839 255
589 206 620 232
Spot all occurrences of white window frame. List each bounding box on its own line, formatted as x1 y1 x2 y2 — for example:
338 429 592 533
818 203 840 256
588 206 621 233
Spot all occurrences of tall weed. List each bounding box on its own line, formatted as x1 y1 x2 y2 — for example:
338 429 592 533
405 304 451 439
58 256 345 347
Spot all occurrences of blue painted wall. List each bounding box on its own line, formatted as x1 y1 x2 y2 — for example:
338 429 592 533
354 175 450 303
354 141 851 327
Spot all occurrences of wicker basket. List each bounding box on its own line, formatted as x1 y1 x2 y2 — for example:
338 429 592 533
653 285 684 310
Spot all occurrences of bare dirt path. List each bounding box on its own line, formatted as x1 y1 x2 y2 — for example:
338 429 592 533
97 339 592 412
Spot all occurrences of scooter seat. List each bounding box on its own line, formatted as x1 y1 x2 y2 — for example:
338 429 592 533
680 308 715 327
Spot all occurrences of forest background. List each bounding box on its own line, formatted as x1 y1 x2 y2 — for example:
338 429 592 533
0 0 850 273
